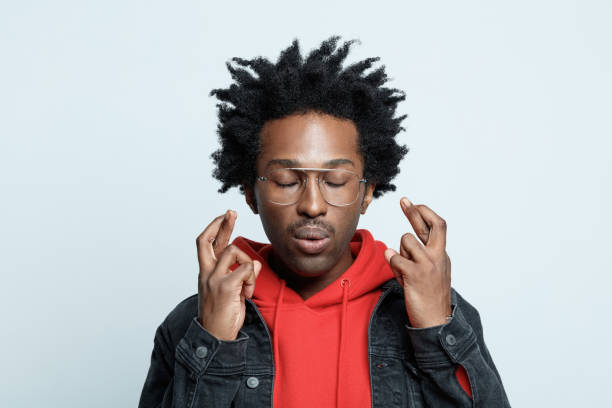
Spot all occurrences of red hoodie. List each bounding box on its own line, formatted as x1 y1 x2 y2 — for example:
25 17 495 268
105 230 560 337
233 229 472 407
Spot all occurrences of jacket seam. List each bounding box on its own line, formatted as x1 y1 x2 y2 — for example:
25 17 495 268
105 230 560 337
246 299 275 408
187 375 199 408
368 284 394 408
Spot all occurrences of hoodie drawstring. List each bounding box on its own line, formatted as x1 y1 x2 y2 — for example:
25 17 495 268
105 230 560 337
336 278 350 407
273 279 286 368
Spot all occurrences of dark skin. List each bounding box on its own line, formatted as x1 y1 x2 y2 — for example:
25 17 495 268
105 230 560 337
195 111 452 341
245 112 376 299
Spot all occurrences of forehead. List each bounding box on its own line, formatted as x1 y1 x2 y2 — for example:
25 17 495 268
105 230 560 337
257 112 362 169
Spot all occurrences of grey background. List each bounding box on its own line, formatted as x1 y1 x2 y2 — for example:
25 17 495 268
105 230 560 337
1 0 610 406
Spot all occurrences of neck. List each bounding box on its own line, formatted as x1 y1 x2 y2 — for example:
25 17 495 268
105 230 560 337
269 247 355 300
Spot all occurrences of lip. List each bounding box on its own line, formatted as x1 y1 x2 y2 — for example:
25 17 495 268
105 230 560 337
292 237 331 255
291 226 332 255
293 226 330 240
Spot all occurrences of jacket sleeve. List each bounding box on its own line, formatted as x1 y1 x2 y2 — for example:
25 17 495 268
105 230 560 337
404 289 511 407
138 316 249 408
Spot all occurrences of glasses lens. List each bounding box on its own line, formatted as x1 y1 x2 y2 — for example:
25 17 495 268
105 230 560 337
320 169 361 206
263 168 363 206
266 169 303 204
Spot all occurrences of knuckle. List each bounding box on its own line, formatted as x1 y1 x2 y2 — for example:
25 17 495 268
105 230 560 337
437 218 447 229
217 245 234 260
204 276 214 292
196 233 209 245
239 262 253 275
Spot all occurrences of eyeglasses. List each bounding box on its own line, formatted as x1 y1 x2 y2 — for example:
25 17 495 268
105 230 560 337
257 168 368 206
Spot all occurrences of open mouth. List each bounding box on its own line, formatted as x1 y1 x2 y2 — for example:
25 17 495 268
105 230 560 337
293 227 331 255
293 236 331 254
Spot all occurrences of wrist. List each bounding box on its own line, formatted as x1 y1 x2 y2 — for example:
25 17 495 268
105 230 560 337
408 306 453 328
199 316 237 341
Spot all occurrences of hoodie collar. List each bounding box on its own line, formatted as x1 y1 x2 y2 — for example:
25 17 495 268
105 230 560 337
232 229 395 307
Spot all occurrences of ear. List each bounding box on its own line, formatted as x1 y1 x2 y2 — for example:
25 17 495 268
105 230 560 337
244 185 259 214
360 183 376 214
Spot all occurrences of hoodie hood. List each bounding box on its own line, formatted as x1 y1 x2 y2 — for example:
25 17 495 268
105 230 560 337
233 229 394 307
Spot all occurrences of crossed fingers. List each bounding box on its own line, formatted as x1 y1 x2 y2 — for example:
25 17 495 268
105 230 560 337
399 197 447 256
196 210 237 271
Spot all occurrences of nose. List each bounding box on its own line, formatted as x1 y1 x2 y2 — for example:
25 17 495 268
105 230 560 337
295 175 328 218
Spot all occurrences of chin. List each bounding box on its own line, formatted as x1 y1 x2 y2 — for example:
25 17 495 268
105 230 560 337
285 254 335 277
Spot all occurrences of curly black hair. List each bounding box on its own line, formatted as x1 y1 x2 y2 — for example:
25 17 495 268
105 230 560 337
210 36 409 198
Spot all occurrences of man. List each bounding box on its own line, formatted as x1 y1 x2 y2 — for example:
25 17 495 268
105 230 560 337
138 37 510 407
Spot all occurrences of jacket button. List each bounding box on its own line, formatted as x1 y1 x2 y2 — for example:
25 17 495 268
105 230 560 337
445 334 457 346
195 346 208 358
246 376 259 389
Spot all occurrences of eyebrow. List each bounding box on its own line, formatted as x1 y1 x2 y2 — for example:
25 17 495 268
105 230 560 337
265 158 355 169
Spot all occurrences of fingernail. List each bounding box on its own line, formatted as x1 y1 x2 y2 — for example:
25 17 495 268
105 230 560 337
401 197 412 207
384 248 397 262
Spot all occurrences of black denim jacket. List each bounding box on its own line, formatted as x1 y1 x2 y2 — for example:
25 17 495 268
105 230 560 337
138 279 510 407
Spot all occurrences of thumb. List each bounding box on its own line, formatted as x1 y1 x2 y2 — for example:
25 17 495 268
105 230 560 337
243 260 261 299
384 248 398 264
253 260 262 278
384 248 406 289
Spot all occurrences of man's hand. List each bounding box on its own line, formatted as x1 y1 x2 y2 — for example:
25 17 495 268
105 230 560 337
384 198 452 328
195 210 262 341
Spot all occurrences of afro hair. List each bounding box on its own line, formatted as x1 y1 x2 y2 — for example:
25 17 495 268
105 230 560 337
210 35 409 198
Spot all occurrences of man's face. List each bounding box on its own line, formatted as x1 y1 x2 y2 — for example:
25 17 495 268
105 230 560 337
245 111 375 278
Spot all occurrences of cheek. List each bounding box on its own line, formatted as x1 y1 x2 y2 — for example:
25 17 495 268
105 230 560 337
258 203 290 240
330 206 362 242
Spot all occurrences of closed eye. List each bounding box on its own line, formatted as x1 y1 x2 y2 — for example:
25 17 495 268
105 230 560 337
323 181 347 188
274 181 299 188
